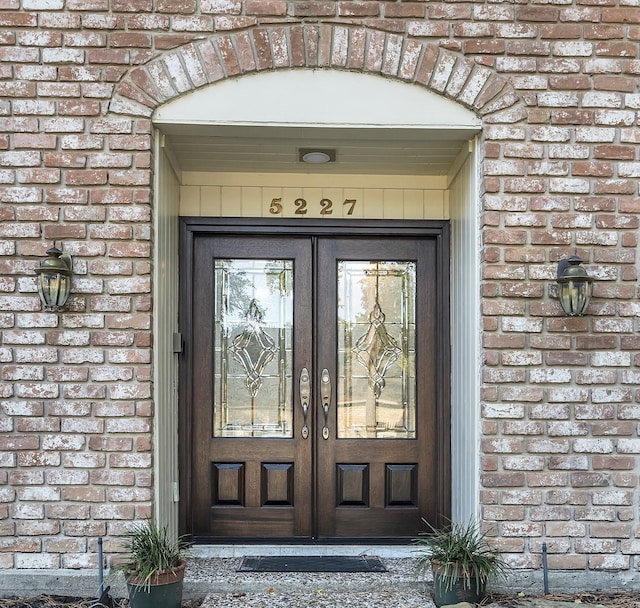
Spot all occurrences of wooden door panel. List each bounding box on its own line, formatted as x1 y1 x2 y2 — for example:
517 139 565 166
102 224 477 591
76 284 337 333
212 462 244 505
386 464 418 506
316 237 444 539
336 464 369 506
261 463 295 506
191 236 313 539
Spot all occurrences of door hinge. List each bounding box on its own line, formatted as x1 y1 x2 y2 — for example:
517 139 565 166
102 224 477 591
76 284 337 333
172 332 183 354
172 482 180 503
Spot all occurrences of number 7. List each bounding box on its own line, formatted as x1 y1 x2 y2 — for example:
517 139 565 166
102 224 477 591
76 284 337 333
343 199 356 215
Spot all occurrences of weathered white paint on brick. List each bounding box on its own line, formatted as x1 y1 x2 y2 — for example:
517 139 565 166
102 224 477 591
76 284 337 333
617 439 640 453
15 554 59 569
591 352 632 367
529 369 572 383
573 439 614 454
529 439 571 454
591 387 633 403
504 456 545 470
483 403 526 418
547 422 589 436
501 317 543 333
502 351 543 366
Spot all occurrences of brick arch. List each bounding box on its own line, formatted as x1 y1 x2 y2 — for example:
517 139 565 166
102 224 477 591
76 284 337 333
109 23 521 121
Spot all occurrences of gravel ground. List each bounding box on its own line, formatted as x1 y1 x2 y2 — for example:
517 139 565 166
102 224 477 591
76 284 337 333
1 557 638 608
1 590 640 608
200 589 432 608
0 590 433 608
187 557 426 594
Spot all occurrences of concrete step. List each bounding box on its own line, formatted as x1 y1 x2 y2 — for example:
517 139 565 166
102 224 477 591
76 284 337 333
187 548 432 608
185 546 428 598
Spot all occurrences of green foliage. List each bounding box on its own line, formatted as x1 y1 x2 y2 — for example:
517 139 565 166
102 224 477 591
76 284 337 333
414 519 509 593
114 520 189 593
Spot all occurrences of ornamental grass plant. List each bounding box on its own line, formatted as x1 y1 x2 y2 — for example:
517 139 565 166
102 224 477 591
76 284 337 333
414 518 509 595
114 520 190 593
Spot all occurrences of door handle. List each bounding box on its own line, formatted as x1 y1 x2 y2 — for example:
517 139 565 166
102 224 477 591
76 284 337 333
300 367 310 439
321 368 331 440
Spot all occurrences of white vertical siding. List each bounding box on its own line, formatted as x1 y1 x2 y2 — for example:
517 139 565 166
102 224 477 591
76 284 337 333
449 139 481 523
153 133 181 539
179 174 448 220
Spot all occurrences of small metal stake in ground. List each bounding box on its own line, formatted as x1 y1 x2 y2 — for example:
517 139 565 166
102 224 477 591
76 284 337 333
98 537 104 596
542 542 549 594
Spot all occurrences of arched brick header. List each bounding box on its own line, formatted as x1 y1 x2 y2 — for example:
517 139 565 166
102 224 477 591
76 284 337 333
109 24 522 121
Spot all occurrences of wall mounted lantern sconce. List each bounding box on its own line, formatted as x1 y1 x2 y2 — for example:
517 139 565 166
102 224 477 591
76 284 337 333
556 253 593 316
35 245 73 311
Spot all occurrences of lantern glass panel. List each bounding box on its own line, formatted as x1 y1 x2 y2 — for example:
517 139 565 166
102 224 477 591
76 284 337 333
558 278 591 316
38 271 71 309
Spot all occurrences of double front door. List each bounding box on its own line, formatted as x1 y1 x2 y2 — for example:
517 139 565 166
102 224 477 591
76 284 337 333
183 222 450 541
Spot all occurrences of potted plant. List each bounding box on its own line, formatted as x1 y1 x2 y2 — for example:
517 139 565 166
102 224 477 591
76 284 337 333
414 519 508 607
114 520 189 608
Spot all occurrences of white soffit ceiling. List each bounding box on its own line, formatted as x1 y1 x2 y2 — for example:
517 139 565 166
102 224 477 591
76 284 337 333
154 70 481 175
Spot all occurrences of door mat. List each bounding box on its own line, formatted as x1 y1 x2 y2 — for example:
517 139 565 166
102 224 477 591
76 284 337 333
238 555 387 573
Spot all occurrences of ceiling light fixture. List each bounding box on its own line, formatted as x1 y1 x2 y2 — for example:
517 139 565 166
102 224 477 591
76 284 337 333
299 148 336 164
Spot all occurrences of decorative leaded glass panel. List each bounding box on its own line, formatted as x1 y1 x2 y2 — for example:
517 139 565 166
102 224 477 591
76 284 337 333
214 259 293 438
337 261 416 439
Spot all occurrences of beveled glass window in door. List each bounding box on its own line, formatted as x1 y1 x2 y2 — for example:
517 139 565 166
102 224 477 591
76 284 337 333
214 259 293 438
337 261 416 439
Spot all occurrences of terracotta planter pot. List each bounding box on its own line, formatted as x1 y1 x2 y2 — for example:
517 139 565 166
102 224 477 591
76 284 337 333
127 559 186 608
431 560 486 607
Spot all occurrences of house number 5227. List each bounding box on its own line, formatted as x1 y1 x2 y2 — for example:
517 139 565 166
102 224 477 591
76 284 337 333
269 198 357 216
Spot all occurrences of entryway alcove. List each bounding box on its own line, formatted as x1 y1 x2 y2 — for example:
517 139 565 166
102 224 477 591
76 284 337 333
150 69 482 543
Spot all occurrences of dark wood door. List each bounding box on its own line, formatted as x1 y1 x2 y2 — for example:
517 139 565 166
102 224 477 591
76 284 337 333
184 223 449 541
191 236 313 538
316 237 440 538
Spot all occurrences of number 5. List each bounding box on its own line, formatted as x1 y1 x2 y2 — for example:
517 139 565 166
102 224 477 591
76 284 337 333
269 197 283 215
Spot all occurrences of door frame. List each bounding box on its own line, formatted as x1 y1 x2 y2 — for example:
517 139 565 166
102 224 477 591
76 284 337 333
178 217 451 541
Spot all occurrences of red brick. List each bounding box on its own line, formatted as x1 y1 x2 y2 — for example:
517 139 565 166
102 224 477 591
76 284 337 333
602 8 640 23
384 2 424 18
593 75 635 92
156 0 194 12
0 436 39 450
246 0 286 15
292 1 335 17
584 24 624 40
517 6 557 21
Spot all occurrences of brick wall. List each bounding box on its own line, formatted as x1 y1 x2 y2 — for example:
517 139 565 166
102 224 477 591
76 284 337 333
1 0 639 577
